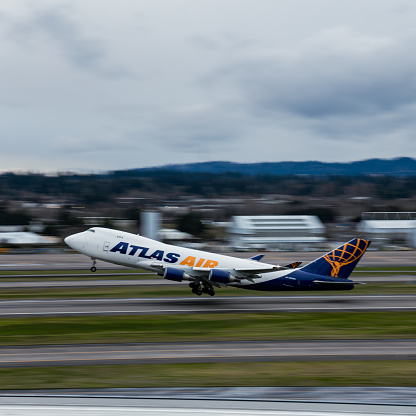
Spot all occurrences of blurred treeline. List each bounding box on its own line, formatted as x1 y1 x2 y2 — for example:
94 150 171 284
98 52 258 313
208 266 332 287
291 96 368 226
1 171 416 201
0 170 415 239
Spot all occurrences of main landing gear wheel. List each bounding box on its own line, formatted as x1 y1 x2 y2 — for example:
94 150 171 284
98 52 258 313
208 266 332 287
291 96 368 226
90 259 97 272
202 286 215 296
190 282 215 296
192 286 203 296
190 283 203 296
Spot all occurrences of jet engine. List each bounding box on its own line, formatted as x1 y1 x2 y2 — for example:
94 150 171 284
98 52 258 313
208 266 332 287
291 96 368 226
209 269 240 284
163 267 192 282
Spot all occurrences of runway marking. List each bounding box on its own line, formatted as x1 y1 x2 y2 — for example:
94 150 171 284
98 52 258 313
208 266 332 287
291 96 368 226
4 350 416 365
1 346 414 357
1 294 416 304
1 343 415 365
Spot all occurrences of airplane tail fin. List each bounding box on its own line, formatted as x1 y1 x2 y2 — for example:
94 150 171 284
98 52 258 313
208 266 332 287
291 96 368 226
301 238 371 279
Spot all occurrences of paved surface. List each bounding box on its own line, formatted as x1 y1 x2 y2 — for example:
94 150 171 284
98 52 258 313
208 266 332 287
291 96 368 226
0 393 415 415
3 387 416 405
1 294 415 317
0 339 415 368
0 278 174 288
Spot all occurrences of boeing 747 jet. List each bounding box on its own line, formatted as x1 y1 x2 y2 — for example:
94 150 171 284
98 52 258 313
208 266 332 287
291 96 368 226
65 227 370 296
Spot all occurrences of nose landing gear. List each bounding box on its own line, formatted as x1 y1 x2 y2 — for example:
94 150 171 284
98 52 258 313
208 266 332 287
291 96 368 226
90 259 97 272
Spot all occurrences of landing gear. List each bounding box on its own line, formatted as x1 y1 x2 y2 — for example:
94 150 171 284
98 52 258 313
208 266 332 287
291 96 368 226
202 286 215 296
189 281 215 296
189 283 203 296
90 259 97 272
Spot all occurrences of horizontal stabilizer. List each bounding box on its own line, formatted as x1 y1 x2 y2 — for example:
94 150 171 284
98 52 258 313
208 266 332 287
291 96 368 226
234 265 282 274
284 261 302 269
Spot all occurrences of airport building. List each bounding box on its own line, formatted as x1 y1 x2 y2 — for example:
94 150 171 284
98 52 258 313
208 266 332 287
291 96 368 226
0 232 58 246
228 215 326 251
357 212 416 248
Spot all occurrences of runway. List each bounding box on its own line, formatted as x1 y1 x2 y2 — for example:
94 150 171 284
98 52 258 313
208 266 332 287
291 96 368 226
1 339 415 368
0 278 174 289
1 394 415 416
0 294 415 317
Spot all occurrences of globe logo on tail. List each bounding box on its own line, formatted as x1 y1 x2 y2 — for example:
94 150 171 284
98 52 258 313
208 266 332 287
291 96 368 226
323 239 369 277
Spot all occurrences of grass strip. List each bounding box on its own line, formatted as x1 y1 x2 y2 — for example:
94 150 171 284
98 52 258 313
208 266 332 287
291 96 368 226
1 282 416 300
0 312 415 346
0 361 416 389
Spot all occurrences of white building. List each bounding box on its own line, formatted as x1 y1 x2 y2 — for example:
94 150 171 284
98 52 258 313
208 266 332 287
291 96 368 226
357 212 416 248
229 215 326 251
0 232 58 245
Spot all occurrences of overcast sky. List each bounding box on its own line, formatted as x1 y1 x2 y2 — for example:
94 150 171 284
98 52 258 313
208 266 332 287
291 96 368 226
2 0 416 172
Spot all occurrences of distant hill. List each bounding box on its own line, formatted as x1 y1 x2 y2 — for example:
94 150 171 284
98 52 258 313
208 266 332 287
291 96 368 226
132 157 416 176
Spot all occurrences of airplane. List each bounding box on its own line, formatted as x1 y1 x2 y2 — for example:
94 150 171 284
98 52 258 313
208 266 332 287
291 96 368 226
64 227 370 296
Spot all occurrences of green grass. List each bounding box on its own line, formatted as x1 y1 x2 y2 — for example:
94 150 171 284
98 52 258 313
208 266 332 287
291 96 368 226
0 267 414 389
1 361 416 389
0 312 415 346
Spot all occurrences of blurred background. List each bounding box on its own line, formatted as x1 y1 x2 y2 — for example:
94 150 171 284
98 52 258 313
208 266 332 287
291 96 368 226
0 1 416 412
0 162 415 252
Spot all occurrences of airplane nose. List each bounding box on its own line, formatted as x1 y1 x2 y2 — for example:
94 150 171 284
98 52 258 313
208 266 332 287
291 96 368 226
64 233 83 250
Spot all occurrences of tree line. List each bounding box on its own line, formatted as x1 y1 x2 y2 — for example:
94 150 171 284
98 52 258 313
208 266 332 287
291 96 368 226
1 171 416 203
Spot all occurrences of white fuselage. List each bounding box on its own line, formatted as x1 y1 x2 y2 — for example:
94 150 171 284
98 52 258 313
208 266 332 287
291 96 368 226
64 227 291 288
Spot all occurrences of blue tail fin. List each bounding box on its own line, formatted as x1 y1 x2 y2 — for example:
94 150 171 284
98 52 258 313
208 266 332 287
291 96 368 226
301 238 370 279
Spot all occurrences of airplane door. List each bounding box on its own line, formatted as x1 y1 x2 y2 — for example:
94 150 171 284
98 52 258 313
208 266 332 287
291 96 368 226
103 241 110 252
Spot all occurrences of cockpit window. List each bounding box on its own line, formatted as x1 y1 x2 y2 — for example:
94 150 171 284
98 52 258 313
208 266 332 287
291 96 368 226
88 229 95 233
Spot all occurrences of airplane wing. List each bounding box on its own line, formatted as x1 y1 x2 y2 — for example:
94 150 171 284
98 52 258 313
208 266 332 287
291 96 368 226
141 259 301 281
144 261 285 282
194 265 282 274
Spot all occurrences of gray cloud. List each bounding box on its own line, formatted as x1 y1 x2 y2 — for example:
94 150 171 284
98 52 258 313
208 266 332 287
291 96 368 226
34 8 106 70
194 26 416 155
4 5 128 77
1 1 416 171
216 29 416 120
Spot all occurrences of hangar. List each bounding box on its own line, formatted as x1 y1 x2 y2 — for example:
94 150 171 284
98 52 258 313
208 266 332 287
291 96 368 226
357 212 416 248
229 215 326 251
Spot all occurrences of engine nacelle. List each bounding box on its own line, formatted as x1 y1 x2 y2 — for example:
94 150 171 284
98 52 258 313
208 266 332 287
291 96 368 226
163 267 192 282
209 269 239 284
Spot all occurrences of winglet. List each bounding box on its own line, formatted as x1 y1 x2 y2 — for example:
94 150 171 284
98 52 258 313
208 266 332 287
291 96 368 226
250 254 264 261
